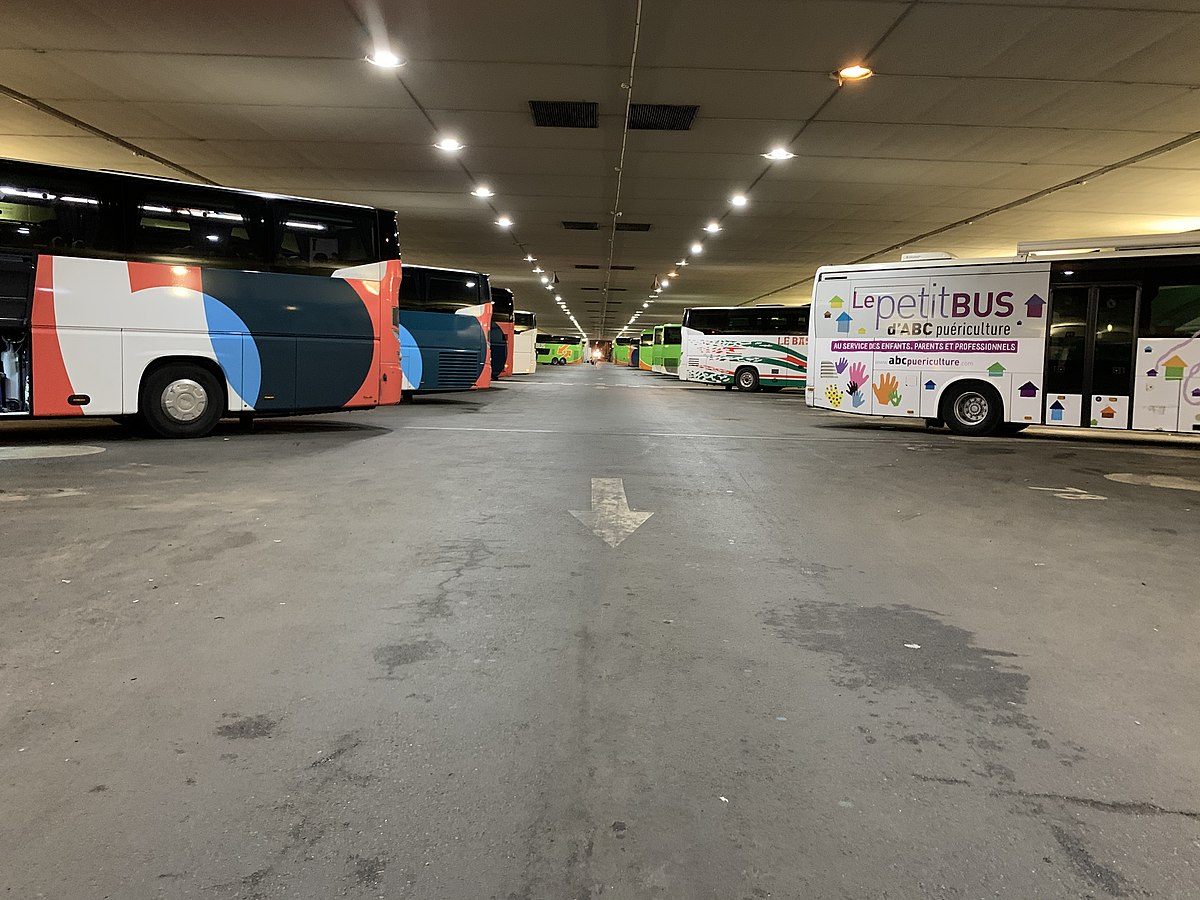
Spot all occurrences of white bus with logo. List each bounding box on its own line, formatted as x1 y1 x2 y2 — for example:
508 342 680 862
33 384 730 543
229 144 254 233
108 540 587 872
680 305 809 392
806 234 1200 436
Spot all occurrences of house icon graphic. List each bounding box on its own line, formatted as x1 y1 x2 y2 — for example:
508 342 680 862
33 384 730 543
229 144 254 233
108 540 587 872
829 296 845 309
987 362 1005 377
836 312 852 333
1018 381 1038 398
924 380 936 390
1026 294 1046 318
1100 405 1117 419
1049 399 1065 422
1163 355 1187 380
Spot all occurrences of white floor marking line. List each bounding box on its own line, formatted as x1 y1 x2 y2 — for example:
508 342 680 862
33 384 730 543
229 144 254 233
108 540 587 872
569 477 653 548
1028 486 1107 501
0 445 107 461
1105 472 1200 493
400 425 921 443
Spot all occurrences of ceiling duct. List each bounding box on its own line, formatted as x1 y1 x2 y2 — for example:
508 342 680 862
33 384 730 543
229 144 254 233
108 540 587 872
529 100 599 128
615 222 652 232
563 221 601 230
628 103 698 130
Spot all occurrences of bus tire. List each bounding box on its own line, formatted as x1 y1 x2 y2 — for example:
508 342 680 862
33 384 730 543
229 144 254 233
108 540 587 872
997 422 1029 435
735 367 760 392
761 385 784 393
941 381 1003 437
139 362 224 439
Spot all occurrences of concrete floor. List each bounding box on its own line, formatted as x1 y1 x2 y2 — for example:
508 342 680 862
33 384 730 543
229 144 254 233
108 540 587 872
2 362 1200 899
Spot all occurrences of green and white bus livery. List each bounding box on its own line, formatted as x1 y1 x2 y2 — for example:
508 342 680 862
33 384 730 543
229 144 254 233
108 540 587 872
681 306 809 392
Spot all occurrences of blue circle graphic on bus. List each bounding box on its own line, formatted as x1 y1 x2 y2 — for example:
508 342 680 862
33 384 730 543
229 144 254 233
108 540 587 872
399 323 423 390
201 293 262 408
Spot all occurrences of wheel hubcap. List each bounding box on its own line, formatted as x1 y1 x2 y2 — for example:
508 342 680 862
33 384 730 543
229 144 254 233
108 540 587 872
954 392 988 425
740 373 754 387
161 379 208 423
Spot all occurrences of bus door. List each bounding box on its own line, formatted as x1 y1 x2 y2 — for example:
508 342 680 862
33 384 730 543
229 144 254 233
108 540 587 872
1045 284 1138 428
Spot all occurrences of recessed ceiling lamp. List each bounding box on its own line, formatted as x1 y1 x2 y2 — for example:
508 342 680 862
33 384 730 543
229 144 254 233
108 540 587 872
524 254 536 262
540 276 550 284
762 147 795 161
730 194 748 208
555 295 562 302
667 271 678 278
533 266 544 274
676 259 688 267
836 64 873 82
366 48 405 68
704 222 722 234
690 242 703 255
496 216 513 228
643 302 649 308
435 137 465 153
471 186 494 198
660 279 670 288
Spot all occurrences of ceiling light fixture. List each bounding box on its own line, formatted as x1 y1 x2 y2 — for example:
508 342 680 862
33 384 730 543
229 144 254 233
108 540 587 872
524 254 536 262
676 259 688 267
540 276 550 284
471 186 494 198
496 216 512 228
532 266 544 274
643 302 649 309
704 222 722 234
730 194 748 208
691 242 703 255
836 64 873 82
366 48 405 68
660 279 670 288
668 271 678 278
762 147 795 161
435 137 465 153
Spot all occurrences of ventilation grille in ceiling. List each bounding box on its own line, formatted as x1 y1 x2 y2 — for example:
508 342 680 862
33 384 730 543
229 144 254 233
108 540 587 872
563 221 600 230
580 287 628 292
629 103 698 130
615 222 652 232
575 263 637 270
612 264 637 270
574 264 600 269
530 100 599 128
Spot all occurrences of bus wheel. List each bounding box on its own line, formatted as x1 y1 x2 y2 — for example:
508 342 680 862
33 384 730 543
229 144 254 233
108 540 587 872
139 363 224 438
942 381 1002 437
735 367 760 392
997 422 1029 435
761 386 784 393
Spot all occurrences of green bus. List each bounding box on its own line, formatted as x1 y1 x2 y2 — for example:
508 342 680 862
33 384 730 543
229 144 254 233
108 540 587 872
535 333 586 365
613 336 635 365
657 324 682 375
638 329 655 370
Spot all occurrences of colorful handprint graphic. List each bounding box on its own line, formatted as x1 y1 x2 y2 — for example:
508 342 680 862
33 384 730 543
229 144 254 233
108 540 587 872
824 385 844 408
872 372 903 407
845 362 867 395
834 357 849 375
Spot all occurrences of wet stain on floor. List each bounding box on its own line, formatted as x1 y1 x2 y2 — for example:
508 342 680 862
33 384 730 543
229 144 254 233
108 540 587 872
761 601 1028 722
215 713 279 740
373 640 443 675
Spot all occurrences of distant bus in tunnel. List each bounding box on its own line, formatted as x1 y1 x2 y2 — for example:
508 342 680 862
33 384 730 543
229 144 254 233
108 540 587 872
627 337 641 368
536 334 585 365
490 287 514 379
681 305 809 392
612 336 634 365
806 235 1200 436
398 264 492 394
657 324 682 375
0 157 402 438
511 309 537 374
638 329 655 370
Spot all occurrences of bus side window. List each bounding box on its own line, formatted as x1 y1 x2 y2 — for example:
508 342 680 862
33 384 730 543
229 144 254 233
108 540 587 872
426 274 480 312
272 204 376 273
0 175 120 256
130 188 267 268
399 268 423 307
1147 284 1200 337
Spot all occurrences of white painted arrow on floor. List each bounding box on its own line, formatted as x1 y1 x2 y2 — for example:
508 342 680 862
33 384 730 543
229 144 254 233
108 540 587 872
570 478 653 547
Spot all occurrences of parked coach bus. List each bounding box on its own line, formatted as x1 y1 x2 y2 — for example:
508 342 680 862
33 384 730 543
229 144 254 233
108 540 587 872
639 329 655 370
511 309 537 374
490 286 514 378
612 336 634 366
536 334 585 365
399 264 492 394
807 234 1200 436
655 324 682 375
0 158 401 438
681 305 809 392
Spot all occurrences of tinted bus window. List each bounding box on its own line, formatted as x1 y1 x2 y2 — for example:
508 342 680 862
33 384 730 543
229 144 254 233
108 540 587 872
490 288 514 322
1147 284 1200 337
663 325 681 343
0 174 120 256
514 310 535 329
273 202 376 274
130 186 267 267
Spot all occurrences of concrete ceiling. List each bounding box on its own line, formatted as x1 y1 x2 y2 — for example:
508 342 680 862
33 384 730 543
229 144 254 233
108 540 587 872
3 0 1200 338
